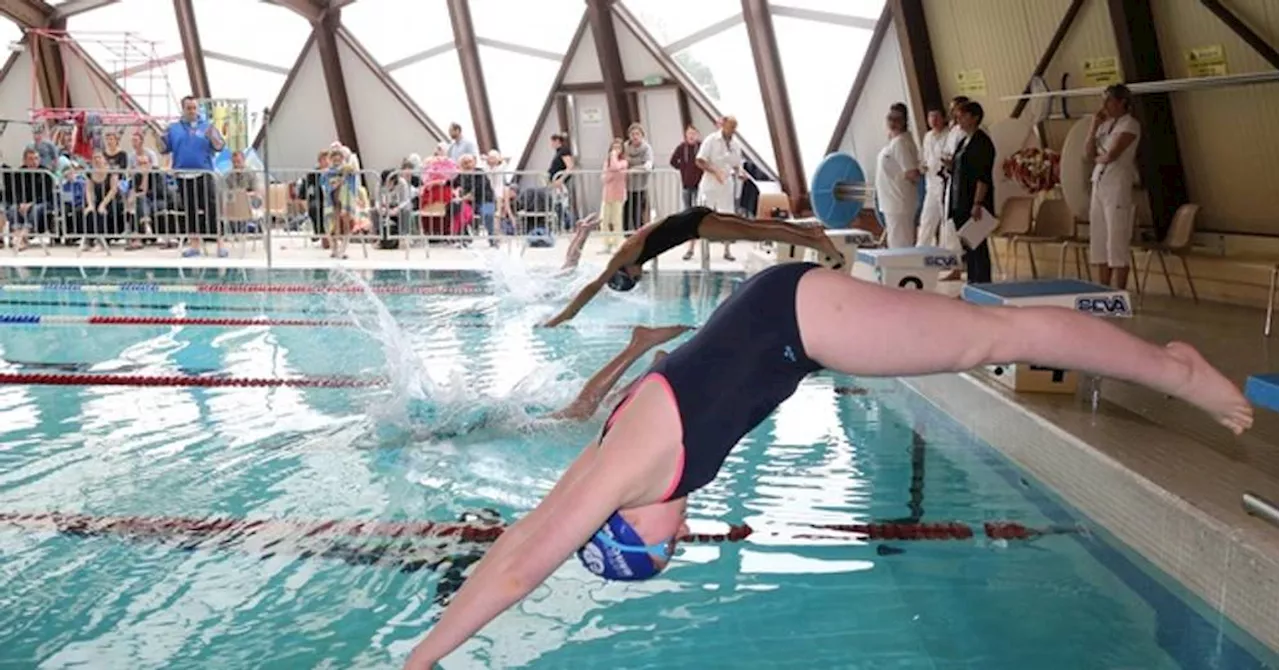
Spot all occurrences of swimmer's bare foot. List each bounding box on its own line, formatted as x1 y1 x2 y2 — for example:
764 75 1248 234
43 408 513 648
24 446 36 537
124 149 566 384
1164 341 1253 434
576 214 601 232
630 325 694 350
807 227 845 268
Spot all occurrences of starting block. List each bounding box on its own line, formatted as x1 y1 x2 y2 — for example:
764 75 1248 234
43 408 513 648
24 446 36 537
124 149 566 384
1246 374 1278 412
962 279 1134 395
852 246 960 293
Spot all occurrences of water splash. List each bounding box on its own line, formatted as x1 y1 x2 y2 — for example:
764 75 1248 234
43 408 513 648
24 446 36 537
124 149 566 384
476 246 596 310
325 270 437 422
324 268 587 444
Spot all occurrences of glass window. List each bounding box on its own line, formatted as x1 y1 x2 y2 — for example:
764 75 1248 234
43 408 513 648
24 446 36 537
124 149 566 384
391 51 472 151
671 24 775 171
477 45 559 156
770 0 885 20
774 16 873 175
619 0 741 47
0 17 20 49
204 60 284 140
194 0 310 69
469 0 582 53
342 0 452 66
65 1 190 118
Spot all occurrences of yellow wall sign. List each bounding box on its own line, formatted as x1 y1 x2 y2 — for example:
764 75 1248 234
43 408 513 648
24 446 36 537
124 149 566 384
1083 57 1121 86
956 69 987 96
1186 45 1228 78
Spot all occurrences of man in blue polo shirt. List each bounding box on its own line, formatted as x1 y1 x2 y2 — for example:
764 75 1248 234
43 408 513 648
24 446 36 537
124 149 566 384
158 95 226 257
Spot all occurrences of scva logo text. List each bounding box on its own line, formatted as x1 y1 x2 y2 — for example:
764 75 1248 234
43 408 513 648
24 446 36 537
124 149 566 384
1075 296 1131 316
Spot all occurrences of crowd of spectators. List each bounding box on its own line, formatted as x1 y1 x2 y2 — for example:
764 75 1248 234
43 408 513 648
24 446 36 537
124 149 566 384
0 105 768 258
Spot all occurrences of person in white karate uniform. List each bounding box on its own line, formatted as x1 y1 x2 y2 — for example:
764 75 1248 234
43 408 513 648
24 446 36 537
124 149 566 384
916 107 956 250
1085 84 1141 290
874 103 921 248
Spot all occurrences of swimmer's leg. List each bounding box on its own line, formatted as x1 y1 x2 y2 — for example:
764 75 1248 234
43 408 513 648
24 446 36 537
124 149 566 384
547 325 691 421
793 268 1253 435
699 212 845 268
559 214 601 271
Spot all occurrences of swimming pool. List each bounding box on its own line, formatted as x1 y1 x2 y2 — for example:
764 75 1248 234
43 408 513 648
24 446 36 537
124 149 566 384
0 266 1273 669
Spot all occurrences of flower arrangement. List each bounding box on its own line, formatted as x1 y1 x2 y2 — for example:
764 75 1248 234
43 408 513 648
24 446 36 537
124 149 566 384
1002 147 1061 193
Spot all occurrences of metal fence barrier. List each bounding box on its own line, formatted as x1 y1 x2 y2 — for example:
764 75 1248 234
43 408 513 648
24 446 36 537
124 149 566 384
0 165 690 269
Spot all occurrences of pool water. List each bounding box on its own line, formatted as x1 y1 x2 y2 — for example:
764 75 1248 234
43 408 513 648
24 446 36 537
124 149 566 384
0 267 1272 670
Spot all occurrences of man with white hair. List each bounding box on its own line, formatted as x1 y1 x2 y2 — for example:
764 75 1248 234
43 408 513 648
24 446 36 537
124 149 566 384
695 114 745 261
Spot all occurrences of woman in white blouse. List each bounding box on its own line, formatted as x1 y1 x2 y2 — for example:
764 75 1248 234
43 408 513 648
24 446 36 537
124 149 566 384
1085 84 1141 289
874 103 921 248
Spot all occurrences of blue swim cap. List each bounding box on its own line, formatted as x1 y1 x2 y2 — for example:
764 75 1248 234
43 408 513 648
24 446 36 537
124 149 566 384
606 269 638 292
576 512 672 581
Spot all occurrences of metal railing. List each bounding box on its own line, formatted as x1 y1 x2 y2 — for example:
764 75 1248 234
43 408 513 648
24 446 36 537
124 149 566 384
0 165 690 268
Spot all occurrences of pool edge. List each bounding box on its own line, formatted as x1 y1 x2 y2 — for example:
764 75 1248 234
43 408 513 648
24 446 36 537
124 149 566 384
900 372 1279 653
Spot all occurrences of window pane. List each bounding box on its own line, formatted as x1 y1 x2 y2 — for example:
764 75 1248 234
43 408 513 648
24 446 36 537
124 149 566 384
775 16 872 175
343 0 452 66
477 45 559 156
65 2 190 118
620 0 741 47
204 60 283 140
194 0 310 69
672 24 775 171
469 0 582 53
771 0 884 20
391 51 471 152
0 16 20 48
67 0 183 68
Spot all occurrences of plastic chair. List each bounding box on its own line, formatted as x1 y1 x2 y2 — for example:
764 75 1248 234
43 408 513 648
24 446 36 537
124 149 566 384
996 196 1036 278
1135 203 1199 303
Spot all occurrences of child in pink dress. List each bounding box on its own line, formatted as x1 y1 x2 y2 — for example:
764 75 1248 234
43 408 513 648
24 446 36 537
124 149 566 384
600 138 628 252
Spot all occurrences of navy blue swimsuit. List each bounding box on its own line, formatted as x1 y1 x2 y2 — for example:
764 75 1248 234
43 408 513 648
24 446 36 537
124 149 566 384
632 206 713 266
600 262 824 500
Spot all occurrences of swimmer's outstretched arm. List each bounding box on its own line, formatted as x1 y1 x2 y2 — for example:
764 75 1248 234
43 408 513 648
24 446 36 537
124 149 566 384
542 245 638 327
559 213 601 271
404 436 664 669
699 212 846 266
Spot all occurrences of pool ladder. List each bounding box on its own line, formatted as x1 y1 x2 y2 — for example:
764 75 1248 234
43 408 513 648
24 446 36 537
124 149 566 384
1243 493 1278 527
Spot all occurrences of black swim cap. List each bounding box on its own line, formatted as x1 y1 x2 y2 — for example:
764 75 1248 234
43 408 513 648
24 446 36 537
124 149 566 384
607 269 638 292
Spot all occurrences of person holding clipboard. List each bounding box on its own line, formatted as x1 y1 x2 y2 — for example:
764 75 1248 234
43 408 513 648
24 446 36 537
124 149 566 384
946 100 996 284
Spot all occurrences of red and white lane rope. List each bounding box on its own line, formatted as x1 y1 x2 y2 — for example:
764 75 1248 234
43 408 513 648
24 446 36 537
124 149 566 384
0 511 1054 545
0 314 355 327
0 372 388 388
0 283 488 295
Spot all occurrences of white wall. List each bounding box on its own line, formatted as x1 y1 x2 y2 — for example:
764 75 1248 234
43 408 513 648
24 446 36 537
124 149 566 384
338 38 439 172
614 13 666 81
260 42 337 171
62 46 130 116
0 51 33 165
638 88 681 157
563 24 602 84
839 24 912 186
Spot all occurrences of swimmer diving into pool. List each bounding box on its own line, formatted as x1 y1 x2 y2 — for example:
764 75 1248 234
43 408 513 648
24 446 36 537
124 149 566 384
540 206 846 327
404 261 1252 668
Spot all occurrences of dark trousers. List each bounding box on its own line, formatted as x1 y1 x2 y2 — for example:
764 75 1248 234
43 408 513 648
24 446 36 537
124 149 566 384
965 239 993 284
178 174 219 241
623 190 649 231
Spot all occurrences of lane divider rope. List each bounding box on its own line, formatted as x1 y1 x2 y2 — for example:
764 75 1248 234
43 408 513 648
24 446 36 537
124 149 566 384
0 372 388 388
0 283 489 295
0 511 1054 545
0 314 357 327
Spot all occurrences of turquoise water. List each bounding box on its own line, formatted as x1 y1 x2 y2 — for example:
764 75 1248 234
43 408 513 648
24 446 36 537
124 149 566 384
0 266 1272 670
